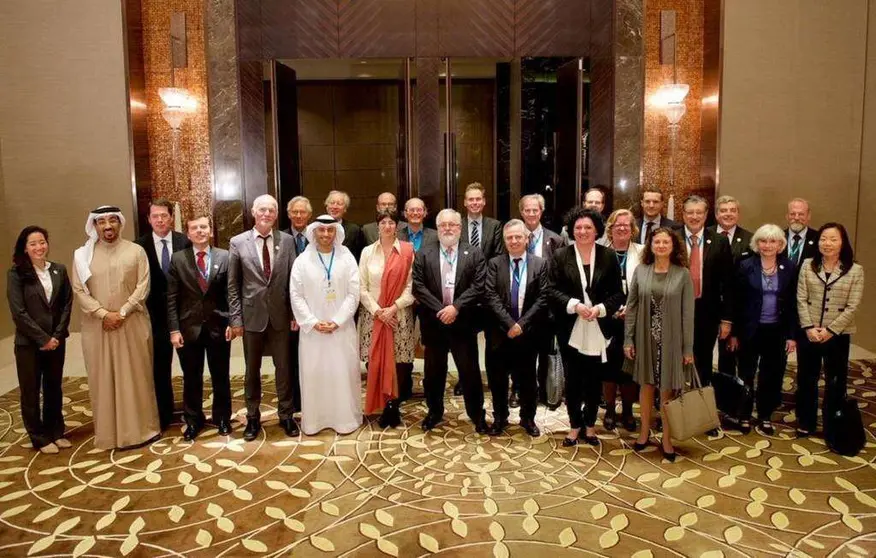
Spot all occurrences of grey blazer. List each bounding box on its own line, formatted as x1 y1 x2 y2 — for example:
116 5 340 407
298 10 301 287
362 221 408 245
227 230 296 332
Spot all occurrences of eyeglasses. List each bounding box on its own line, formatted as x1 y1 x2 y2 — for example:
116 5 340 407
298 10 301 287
437 223 461 229
612 224 631 230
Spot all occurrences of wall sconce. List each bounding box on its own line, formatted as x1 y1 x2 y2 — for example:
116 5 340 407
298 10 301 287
654 83 689 193
158 87 197 130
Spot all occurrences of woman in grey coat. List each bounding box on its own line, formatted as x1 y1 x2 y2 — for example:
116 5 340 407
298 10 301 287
623 228 695 461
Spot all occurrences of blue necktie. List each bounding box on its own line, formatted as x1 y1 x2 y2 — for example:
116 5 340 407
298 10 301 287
160 239 170 274
511 258 521 321
296 233 306 255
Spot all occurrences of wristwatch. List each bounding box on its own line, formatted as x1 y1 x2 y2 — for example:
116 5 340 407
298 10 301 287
119 308 128 319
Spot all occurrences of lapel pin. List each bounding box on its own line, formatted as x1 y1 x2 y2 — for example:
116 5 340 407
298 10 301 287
52 269 58 274
214 264 219 269
779 265 785 270
706 239 712 244
736 237 742 242
808 240 814 245
464 251 469 255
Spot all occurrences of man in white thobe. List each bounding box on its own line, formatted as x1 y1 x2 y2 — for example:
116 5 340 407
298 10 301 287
290 215 362 435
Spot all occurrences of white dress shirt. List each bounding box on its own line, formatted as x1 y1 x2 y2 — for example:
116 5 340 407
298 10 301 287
193 246 212 280
153 231 173 261
467 215 483 247
509 254 528 311
35 262 53 301
528 226 544 257
358 240 415 314
438 242 460 301
639 216 663 244
717 225 737 243
252 229 274 271
684 226 705 288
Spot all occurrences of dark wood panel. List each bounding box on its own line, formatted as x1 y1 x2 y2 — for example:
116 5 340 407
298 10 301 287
273 61 302 230
589 0 614 198
237 0 262 61
239 61 267 229
415 0 440 57
262 0 339 59
516 0 592 56
415 58 442 212
338 0 415 58
438 0 514 57
124 0 153 236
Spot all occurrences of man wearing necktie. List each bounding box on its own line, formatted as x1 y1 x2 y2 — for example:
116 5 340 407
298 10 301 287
167 215 233 441
682 196 734 435
135 199 191 430
283 196 312 413
484 220 548 437
636 185 682 244
780 198 819 267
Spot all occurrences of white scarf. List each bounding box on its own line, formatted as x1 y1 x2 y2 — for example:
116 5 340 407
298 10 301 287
73 207 126 295
568 242 609 362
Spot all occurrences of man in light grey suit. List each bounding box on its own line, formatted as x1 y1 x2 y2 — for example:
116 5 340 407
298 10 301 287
228 195 299 441
361 192 408 245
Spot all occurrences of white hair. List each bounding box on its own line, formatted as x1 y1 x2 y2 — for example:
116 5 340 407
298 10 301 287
436 208 461 225
503 218 530 237
750 223 788 253
287 196 312 213
325 190 351 209
518 194 545 212
252 194 278 211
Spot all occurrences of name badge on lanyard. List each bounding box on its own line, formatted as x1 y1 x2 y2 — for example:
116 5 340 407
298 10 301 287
441 247 457 289
318 249 336 303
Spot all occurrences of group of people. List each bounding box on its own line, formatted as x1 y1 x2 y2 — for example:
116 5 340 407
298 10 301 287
7 183 864 461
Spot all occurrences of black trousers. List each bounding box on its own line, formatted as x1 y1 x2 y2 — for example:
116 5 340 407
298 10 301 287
424 331 484 423
560 347 603 429
488 336 538 422
717 335 738 378
177 330 232 426
152 327 176 427
15 342 66 448
737 323 785 421
693 301 719 387
795 333 850 433
243 327 293 421
288 330 302 412
397 362 414 402
536 329 556 403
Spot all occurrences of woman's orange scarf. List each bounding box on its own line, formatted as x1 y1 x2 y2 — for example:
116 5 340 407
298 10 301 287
365 241 415 414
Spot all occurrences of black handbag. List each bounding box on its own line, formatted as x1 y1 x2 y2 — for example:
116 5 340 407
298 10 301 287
712 369 752 418
825 398 865 456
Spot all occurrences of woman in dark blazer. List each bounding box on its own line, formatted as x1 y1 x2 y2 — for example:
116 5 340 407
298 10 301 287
6 226 73 454
548 208 625 446
728 224 798 435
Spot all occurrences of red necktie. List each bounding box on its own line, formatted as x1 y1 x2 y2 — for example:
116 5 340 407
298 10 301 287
196 251 208 293
260 235 272 281
720 230 729 238
690 235 702 299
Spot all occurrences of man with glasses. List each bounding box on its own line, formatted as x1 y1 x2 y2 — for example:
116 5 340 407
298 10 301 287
398 198 438 252
780 198 818 268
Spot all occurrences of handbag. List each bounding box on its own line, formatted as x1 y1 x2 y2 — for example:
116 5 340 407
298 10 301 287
712 369 752 418
546 338 565 407
664 367 720 441
825 398 865 456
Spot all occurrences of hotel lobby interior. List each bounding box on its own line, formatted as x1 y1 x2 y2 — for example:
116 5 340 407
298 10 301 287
1 0 876 556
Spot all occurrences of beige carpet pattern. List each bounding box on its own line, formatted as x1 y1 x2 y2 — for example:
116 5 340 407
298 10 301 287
0 362 875 557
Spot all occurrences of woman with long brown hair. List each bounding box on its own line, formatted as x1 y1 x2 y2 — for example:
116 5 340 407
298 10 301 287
624 228 695 461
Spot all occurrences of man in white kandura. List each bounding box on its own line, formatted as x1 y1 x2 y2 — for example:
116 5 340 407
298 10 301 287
289 215 362 435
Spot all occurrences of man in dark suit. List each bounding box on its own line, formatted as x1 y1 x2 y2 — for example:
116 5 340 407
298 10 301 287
283 195 312 413
708 195 753 381
325 190 363 260
135 198 191 430
362 192 408 245
167 215 233 441
228 195 299 441
398 197 438 253
780 198 819 267
519 193 563 408
637 185 682 244
412 209 488 433
484 219 548 436
681 196 734 435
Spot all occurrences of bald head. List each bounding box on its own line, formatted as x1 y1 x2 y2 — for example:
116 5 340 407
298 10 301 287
376 192 397 212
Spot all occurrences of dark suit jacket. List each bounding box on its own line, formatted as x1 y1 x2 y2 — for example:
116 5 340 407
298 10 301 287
283 227 309 256
167 247 231 342
7 263 73 347
397 226 439 252
412 242 485 345
540 227 564 264
340 220 364 260
681 227 734 322
135 231 191 334
547 244 625 344
461 215 504 260
732 255 798 342
484 253 548 348
362 221 408 245
228 229 297 332
707 225 753 265
637 216 682 243
780 226 819 267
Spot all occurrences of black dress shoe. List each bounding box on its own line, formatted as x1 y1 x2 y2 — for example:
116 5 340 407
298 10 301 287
546 402 562 411
508 392 520 409
217 419 232 436
422 415 442 431
475 419 490 435
633 441 649 452
562 437 578 447
603 413 617 431
738 420 752 435
487 420 507 436
581 434 600 446
243 419 261 441
661 446 677 462
183 422 202 442
281 418 300 437
759 421 775 436
705 428 720 437
521 420 541 437
622 416 637 432
453 383 463 396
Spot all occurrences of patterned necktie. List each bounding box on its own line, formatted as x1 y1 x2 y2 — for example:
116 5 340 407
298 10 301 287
161 239 170 274
511 258 521 321
790 234 802 263
260 235 272 280
644 221 655 243
296 233 306 255
690 235 702 299
527 235 536 254
470 221 480 247
442 247 454 305
196 251 208 293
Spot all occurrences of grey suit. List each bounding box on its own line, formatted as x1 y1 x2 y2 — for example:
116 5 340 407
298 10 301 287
362 221 408 245
228 229 298 421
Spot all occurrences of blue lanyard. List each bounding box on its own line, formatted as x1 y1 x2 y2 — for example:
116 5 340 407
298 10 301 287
615 250 627 271
528 229 542 253
510 257 527 283
317 248 335 283
440 247 458 266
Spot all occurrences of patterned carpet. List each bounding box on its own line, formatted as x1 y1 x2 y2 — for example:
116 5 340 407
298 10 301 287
0 362 875 557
